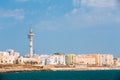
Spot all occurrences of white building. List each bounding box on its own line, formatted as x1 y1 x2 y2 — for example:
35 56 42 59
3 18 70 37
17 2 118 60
46 54 66 65
0 49 20 64
46 55 57 65
57 54 66 65
98 54 114 66
113 58 120 66
18 54 40 65
39 55 49 65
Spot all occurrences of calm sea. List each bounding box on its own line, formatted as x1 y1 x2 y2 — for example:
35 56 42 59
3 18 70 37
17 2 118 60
0 70 120 80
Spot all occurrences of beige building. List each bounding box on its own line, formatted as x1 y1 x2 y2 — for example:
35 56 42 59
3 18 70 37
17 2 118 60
75 54 114 66
18 54 40 65
65 54 76 66
75 54 96 66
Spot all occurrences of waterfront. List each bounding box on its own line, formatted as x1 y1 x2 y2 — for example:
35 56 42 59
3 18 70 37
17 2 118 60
1 64 120 73
0 70 120 80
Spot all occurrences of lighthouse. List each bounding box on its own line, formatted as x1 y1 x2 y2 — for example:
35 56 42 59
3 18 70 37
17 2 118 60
28 28 34 58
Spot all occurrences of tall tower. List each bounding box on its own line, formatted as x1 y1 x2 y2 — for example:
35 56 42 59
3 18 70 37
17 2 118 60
28 28 34 58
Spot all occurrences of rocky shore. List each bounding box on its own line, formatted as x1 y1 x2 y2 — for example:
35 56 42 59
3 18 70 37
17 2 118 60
0 64 44 73
0 64 120 73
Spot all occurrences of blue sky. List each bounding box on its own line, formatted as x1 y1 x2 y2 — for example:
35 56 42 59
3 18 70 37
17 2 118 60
0 0 120 57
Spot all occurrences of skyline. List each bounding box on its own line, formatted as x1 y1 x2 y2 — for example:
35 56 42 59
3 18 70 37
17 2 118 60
0 0 120 57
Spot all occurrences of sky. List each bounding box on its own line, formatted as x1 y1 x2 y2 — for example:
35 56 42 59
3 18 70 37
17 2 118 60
0 0 120 57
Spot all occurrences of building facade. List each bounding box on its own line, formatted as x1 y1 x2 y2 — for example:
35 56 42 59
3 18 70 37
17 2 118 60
75 54 96 66
0 49 19 64
98 54 114 66
46 54 66 65
18 54 40 65
65 54 76 66
114 58 120 66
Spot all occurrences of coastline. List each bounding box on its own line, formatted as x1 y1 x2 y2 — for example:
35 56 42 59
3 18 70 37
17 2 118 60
0 65 120 73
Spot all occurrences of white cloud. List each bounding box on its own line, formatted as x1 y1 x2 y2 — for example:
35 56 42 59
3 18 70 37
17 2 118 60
71 8 79 14
69 0 120 28
0 9 24 20
34 0 120 31
73 0 117 8
73 0 81 7
66 8 120 28
35 8 120 31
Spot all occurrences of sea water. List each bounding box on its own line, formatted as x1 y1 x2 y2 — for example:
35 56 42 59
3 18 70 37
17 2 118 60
0 70 120 80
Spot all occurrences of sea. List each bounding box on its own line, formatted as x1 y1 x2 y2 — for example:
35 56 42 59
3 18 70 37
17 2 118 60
0 70 120 80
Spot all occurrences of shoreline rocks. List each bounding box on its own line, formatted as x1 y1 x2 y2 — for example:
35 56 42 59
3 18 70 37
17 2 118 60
0 65 120 73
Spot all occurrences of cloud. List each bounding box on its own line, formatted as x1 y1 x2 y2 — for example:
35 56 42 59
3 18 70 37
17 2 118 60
34 0 120 31
35 9 120 31
73 0 117 8
67 0 120 28
73 0 81 8
0 9 24 20
67 9 120 28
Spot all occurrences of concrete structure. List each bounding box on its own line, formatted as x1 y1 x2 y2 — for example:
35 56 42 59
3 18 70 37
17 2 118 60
114 58 120 66
28 28 34 58
0 49 19 64
18 28 41 65
46 54 66 65
75 54 114 67
40 55 49 65
18 54 40 65
98 54 114 66
46 55 58 65
75 54 96 66
65 54 76 66
56 54 66 65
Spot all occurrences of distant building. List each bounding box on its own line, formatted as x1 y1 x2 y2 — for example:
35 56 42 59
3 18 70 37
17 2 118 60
46 54 66 65
56 54 66 65
40 55 49 65
17 28 41 65
75 54 96 66
17 54 40 65
0 49 20 64
28 28 34 58
46 55 58 65
65 54 76 66
75 54 114 67
98 54 114 66
113 58 120 66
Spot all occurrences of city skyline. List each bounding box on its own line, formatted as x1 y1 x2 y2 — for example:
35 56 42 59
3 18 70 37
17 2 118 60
0 0 120 57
